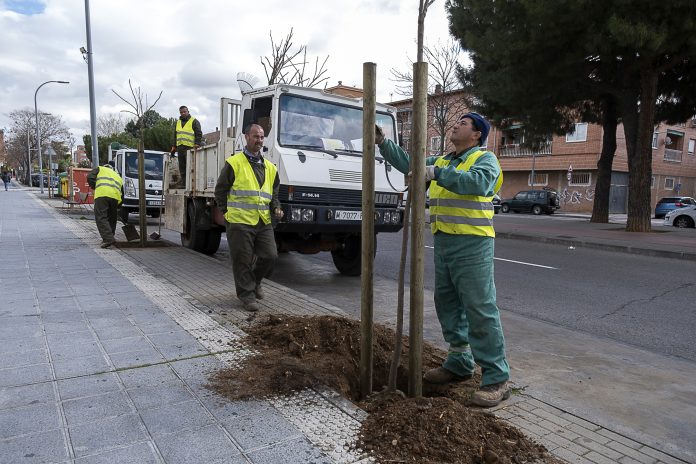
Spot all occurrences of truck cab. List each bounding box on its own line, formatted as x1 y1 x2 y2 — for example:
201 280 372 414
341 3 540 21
165 85 405 275
109 148 168 223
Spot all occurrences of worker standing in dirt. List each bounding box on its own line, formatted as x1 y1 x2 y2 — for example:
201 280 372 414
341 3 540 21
87 160 123 249
375 113 510 408
214 123 284 312
171 105 203 188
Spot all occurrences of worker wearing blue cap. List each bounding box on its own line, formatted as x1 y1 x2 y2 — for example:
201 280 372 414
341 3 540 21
376 112 510 407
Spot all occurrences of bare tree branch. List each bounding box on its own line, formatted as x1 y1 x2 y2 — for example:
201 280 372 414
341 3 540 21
260 28 330 88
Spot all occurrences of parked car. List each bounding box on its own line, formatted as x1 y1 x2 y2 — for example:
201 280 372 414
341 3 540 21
654 196 696 219
492 194 501 214
664 205 696 228
30 173 58 188
500 189 560 215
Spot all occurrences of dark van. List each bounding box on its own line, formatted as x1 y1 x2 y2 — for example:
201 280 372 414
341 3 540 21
500 189 561 215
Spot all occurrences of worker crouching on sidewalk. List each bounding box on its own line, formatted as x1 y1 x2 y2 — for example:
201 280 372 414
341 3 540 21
376 112 511 407
214 124 283 312
87 160 123 249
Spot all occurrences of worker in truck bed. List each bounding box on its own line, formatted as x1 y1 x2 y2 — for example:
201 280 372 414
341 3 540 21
376 112 511 408
214 123 284 312
171 105 202 188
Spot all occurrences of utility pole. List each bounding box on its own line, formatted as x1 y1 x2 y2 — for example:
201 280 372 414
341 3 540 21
84 0 99 167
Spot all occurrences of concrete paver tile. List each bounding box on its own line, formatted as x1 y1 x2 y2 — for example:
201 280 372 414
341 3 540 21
50 341 102 361
41 310 84 323
0 382 55 410
108 348 166 370
0 363 53 388
139 399 215 437
154 424 244 464
0 348 48 370
0 428 69 464
62 390 134 426
169 356 225 380
0 325 43 341
93 325 142 342
100 335 153 354
73 441 160 464
46 330 96 348
117 364 181 389
69 413 148 458
0 402 61 439
52 354 111 379
127 380 195 410
0 335 44 355
221 407 303 451
44 321 91 334
246 437 333 464
57 372 121 401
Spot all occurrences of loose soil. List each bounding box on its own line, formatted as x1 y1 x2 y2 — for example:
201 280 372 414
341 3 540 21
208 314 559 464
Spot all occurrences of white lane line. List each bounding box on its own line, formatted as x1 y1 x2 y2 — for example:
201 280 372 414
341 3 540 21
424 245 557 269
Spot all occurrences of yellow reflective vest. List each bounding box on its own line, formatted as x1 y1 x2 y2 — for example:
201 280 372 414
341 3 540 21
429 150 503 237
224 152 277 225
176 117 196 147
94 166 123 203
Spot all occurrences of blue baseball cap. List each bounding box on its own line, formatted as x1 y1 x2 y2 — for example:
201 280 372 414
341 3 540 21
460 112 490 146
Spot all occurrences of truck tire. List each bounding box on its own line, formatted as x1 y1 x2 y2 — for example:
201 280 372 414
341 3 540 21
202 230 221 255
181 203 208 252
331 234 375 276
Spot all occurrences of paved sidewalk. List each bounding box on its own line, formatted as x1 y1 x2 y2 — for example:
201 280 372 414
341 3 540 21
1 188 692 464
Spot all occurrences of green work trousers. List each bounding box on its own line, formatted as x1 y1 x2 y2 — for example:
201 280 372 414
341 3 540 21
94 197 118 243
433 232 510 386
226 221 278 304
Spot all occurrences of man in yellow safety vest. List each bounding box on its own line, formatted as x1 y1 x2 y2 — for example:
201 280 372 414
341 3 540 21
376 112 511 408
171 105 202 188
87 160 123 248
214 124 284 312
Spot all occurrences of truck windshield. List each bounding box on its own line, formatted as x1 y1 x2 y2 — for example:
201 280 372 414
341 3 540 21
125 152 164 180
278 94 396 154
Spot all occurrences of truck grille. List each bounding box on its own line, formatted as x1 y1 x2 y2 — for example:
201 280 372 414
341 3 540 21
329 169 361 183
279 185 399 207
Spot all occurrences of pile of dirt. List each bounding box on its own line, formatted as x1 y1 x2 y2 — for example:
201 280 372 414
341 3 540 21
208 314 557 464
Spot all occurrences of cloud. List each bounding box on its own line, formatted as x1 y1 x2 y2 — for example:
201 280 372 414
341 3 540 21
0 0 462 145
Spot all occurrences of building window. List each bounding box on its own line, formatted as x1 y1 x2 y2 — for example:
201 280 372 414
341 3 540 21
566 123 588 142
430 136 441 153
665 177 675 190
651 176 655 189
569 171 591 186
527 172 548 186
688 138 695 155
652 132 659 149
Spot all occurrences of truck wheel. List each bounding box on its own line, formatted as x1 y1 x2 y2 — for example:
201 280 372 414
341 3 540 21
181 203 208 251
331 235 375 276
119 207 130 224
202 230 221 255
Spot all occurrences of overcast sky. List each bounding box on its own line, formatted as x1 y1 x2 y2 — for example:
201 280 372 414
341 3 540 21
1 0 461 146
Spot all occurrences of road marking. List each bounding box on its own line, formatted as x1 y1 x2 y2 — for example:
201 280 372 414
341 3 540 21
424 245 557 269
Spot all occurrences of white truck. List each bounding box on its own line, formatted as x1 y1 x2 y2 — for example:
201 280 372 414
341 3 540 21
108 147 168 223
164 84 405 275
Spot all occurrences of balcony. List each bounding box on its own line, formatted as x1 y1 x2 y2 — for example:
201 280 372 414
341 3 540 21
664 148 682 162
498 142 552 158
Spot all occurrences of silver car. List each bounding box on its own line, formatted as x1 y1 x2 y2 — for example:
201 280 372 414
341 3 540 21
664 205 696 228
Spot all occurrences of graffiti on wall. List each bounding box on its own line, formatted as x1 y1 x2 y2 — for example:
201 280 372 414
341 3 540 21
560 187 595 205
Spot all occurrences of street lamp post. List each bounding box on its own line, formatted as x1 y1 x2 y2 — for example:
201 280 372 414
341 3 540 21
34 80 69 194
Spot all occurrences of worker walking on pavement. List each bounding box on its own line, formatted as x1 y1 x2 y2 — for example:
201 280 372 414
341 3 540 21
214 124 284 312
171 105 203 188
376 112 511 407
87 160 123 249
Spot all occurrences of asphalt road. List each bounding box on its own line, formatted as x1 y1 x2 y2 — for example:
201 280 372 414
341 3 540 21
155 213 695 363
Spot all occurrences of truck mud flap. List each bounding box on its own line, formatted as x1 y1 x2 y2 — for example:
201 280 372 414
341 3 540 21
164 193 185 233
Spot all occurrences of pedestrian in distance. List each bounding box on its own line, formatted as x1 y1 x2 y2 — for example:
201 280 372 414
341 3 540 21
214 123 284 312
375 112 511 407
87 160 123 249
170 105 203 188
1 171 10 191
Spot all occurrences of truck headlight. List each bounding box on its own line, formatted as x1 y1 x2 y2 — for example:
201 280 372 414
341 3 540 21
291 207 315 222
391 210 401 224
124 178 136 197
301 208 315 222
383 211 391 223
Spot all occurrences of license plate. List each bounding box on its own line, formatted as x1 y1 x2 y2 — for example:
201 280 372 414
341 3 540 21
147 200 164 206
335 210 361 221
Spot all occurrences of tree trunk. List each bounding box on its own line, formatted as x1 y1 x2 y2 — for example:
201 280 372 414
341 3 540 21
625 70 656 232
590 96 618 223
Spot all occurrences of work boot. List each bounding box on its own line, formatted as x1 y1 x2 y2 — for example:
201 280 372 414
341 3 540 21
471 381 511 408
243 301 260 312
255 285 265 300
100 240 115 249
423 367 473 384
